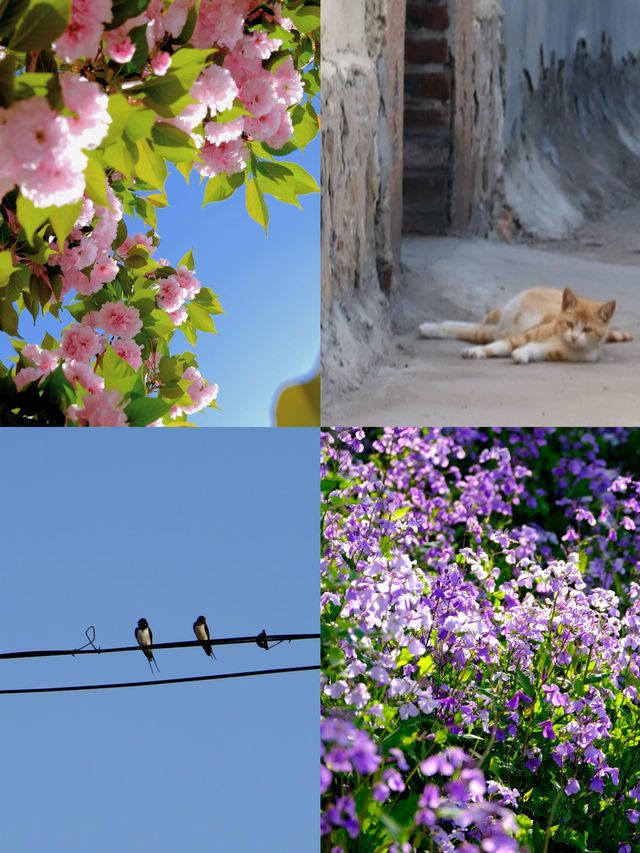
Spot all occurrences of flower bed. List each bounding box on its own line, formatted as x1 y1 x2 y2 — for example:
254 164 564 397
321 428 640 853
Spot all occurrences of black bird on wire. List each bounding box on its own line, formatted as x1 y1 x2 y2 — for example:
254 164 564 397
193 615 217 660
135 618 159 673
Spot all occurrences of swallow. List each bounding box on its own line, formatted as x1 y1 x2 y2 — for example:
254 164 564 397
135 618 159 673
193 615 217 660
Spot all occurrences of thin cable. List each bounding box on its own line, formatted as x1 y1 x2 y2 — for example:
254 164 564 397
0 633 319 661
0 664 320 694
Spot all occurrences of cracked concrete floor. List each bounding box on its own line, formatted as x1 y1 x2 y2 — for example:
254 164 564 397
322 234 640 426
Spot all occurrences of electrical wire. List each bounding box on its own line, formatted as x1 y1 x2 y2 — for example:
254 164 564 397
0 632 319 661
0 664 320 695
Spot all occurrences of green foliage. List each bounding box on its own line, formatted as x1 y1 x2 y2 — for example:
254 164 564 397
9 0 70 51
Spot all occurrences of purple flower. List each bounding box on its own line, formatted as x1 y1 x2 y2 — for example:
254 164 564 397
565 778 580 796
626 809 640 824
372 782 389 802
541 719 556 740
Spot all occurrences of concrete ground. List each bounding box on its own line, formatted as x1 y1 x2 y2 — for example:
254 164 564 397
322 230 640 426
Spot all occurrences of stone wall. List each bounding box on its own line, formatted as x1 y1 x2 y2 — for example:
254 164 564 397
321 0 406 399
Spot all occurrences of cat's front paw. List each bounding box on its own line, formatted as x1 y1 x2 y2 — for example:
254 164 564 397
461 346 487 359
512 348 530 364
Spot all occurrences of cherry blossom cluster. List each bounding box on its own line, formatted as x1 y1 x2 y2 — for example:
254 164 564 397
321 428 640 852
0 73 110 208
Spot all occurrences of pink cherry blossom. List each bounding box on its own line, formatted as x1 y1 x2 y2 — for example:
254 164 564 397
14 366 45 391
89 257 119 291
168 307 188 326
197 137 248 177
59 73 111 150
104 29 136 64
191 65 239 115
67 389 128 427
53 0 112 63
264 108 294 149
8 98 66 166
22 344 59 374
94 302 142 339
156 275 186 313
151 51 172 76
19 145 87 208
191 0 250 51
60 324 102 361
118 232 155 255
62 359 105 394
175 267 201 299
274 57 304 107
112 339 143 370
163 0 193 38
239 76 278 119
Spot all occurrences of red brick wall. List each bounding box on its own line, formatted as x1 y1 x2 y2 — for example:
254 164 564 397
403 0 454 233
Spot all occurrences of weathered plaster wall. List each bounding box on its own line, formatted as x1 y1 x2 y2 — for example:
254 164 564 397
500 0 640 141
499 0 640 239
321 0 406 400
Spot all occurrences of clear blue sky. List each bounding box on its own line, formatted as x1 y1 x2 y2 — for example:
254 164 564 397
0 137 319 427
0 428 319 852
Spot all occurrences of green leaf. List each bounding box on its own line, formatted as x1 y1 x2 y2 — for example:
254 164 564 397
202 171 245 205
291 101 320 148
0 0 29 39
40 363 75 408
103 137 138 180
178 248 194 271
0 50 16 108
124 395 172 427
13 70 63 109
181 320 197 346
0 292 19 335
158 355 182 383
139 73 196 118
84 152 109 208
17 195 52 245
0 251 19 286
99 345 143 397
135 138 168 190
245 177 269 232
255 161 300 206
144 307 175 340
109 0 150 29
287 4 320 33
193 287 223 314
151 122 198 163
41 331 58 351
187 302 217 334
9 0 71 51
49 200 83 246
124 108 156 142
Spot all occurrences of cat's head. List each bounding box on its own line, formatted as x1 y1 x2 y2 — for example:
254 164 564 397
557 287 616 351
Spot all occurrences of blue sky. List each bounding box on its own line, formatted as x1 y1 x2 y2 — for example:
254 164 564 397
0 137 319 427
0 428 319 852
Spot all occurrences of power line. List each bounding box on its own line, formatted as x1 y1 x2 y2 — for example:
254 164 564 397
0 632 319 661
0 664 320 695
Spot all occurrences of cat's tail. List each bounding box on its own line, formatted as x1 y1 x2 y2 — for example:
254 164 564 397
606 329 633 343
418 320 497 344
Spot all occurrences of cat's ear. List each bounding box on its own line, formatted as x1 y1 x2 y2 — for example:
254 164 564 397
562 287 577 309
599 300 616 323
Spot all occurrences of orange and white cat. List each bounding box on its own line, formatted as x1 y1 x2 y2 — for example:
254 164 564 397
418 287 632 363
